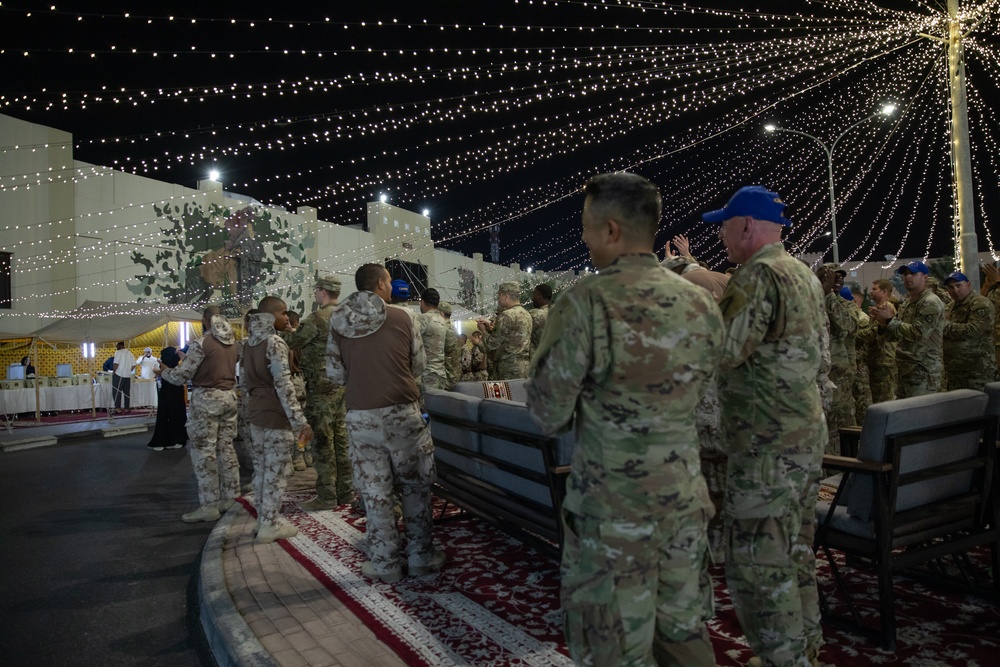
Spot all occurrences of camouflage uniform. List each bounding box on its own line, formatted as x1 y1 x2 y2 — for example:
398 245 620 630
461 339 488 381
485 285 533 380
417 309 452 394
161 316 240 511
244 312 309 530
328 290 437 576
880 289 944 398
824 290 857 454
717 243 827 667
853 308 875 421
527 254 722 667
986 285 1000 370
943 291 997 391
867 301 897 403
283 296 352 504
529 303 549 358
439 302 461 389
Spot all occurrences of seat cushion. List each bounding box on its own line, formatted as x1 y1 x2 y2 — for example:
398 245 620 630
425 388 481 476
846 389 988 522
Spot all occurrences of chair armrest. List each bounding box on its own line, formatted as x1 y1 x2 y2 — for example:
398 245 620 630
822 454 892 474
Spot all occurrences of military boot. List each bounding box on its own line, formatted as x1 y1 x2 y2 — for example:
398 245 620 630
256 519 298 544
181 504 221 523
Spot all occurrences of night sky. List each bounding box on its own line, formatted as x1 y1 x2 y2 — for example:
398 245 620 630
3 1 999 275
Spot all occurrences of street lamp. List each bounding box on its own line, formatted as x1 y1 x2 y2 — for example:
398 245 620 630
765 103 896 264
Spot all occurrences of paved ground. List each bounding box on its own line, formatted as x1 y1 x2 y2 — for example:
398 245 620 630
0 416 407 667
0 421 217 666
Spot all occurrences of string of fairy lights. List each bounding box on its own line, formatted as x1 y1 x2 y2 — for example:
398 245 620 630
1 1 999 321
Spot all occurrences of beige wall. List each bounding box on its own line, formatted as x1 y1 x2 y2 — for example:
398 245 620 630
0 114 532 337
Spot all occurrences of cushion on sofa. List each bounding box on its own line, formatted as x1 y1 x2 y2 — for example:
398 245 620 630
476 398 576 508
424 388 482 476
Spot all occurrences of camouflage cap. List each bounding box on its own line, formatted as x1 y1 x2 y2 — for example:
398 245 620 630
315 275 342 292
438 301 452 316
498 281 520 296
820 262 847 277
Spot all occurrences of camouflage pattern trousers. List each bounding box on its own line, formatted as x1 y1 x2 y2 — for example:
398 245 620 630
187 387 240 508
247 423 295 527
560 507 716 667
896 365 938 398
345 401 436 573
826 368 855 455
308 387 352 503
869 365 897 404
725 448 824 667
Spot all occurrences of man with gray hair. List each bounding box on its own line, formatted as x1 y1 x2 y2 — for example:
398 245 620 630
159 306 240 523
703 185 828 667
478 281 532 379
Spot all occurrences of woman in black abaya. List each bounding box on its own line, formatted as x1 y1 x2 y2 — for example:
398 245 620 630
147 346 188 451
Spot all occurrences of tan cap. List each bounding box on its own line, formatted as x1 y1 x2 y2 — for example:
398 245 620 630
315 275 342 292
438 301 452 316
498 281 520 296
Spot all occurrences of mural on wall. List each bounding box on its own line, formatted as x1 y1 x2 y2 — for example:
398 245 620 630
127 202 313 317
457 266 480 313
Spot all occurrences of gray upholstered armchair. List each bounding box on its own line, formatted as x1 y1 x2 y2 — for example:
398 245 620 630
814 388 1000 650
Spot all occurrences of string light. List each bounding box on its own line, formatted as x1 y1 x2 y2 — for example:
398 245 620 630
0 1 997 322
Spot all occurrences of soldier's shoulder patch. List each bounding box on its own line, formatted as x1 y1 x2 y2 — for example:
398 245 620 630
925 314 936 324
976 308 989 318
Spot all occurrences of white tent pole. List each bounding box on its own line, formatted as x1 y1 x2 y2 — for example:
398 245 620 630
31 338 40 422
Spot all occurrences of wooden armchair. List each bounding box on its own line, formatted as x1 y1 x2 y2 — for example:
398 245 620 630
814 389 1000 650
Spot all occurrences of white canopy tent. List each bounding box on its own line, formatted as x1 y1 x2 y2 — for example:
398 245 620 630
3 301 206 422
30 300 204 344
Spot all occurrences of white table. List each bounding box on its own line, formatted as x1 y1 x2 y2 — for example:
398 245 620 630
0 380 158 414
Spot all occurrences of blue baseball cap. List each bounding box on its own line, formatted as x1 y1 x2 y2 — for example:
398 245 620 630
390 279 410 299
702 186 791 227
897 261 929 275
945 271 969 284
839 286 853 301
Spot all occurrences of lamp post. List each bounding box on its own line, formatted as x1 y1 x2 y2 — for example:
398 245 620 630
765 103 896 264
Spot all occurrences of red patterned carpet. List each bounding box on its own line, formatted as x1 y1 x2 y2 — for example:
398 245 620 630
239 492 1000 666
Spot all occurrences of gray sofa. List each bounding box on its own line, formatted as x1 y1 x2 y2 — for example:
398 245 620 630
424 380 575 555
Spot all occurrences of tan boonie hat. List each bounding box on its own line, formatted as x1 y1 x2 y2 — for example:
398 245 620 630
498 281 520 295
315 275 341 292
438 301 452 316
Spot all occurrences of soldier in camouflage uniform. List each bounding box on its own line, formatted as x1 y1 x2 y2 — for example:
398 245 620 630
850 290 876 422
867 279 897 403
480 281 532 379
160 306 241 524
328 263 444 583
816 264 856 455
529 283 552 359
438 302 461 389
285 311 308 471
528 172 721 667
943 271 997 391
704 186 827 667
461 329 488 381
417 289 458 398
870 261 944 398
243 298 313 544
283 276 352 512
980 263 1000 369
